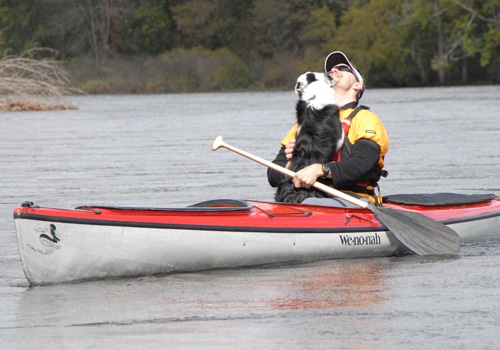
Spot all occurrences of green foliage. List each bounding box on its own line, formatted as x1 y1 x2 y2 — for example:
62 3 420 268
2 0 499 91
211 52 252 90
160 47 252 91
0 0 50 54
297 5 338 70
66 47 252 93
334 0 414 86
128 0 175 55
171 0 217 48
458 0 500 70
482 28 500 67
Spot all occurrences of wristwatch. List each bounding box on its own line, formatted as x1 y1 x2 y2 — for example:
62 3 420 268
322 163 330 177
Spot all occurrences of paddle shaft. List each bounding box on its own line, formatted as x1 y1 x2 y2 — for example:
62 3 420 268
212 136 368 208
212 135 461 256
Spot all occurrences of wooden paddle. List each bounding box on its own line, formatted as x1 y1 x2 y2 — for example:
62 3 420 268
212 136 461 256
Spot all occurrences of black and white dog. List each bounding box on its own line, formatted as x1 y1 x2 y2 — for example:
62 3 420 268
275 72 343 203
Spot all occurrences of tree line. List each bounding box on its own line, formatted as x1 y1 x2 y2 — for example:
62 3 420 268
1 0 499 94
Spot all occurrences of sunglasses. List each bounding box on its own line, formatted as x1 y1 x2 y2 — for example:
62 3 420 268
331 65 353 74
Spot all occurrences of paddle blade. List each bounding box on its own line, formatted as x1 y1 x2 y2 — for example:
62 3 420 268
373 206 461 256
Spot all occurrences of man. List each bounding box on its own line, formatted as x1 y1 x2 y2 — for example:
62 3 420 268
267 51 389 205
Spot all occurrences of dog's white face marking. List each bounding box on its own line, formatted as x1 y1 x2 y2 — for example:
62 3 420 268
295 72 336 110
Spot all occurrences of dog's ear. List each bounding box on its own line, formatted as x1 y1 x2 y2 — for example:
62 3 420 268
295 81 305 97
305 72 318 84
295 72 309 97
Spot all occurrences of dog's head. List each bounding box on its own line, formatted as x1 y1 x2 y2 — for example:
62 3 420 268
295 72 336 109
295 72 329 98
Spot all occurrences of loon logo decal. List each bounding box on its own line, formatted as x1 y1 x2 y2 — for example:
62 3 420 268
27 224 61 255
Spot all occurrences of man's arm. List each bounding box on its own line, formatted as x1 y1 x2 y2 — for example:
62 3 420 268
267 146 288 187
328 138 380 187
292 138 380 189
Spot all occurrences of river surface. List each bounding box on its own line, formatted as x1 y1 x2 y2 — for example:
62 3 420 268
1 86 499 349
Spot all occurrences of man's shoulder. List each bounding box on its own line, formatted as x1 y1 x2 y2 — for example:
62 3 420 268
353 107 382 123
349 107 388 141
280 123 299 146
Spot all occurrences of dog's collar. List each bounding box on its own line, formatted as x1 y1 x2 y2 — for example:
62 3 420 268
340 102 358 110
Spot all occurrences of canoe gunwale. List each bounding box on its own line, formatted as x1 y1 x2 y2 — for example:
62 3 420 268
13 212 386 234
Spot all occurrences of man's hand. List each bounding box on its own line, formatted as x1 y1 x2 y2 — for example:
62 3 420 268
284 139 295 161
293 164 323 188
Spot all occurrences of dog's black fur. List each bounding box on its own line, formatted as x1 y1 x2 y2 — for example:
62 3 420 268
275 72 343 203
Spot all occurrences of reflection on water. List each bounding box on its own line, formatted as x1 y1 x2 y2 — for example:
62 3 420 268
8 252 499 349
13 260 386 328
269 262 385 311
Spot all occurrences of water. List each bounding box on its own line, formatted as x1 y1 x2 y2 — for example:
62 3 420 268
1 86 500 349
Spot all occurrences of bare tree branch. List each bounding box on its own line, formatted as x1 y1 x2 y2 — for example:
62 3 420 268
453 0 500 25
0 48 84 111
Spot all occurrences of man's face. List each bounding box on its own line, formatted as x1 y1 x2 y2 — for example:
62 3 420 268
328 64 359 93
328 64 355 82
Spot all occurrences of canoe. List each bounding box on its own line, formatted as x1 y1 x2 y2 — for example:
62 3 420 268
13 193 500 285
